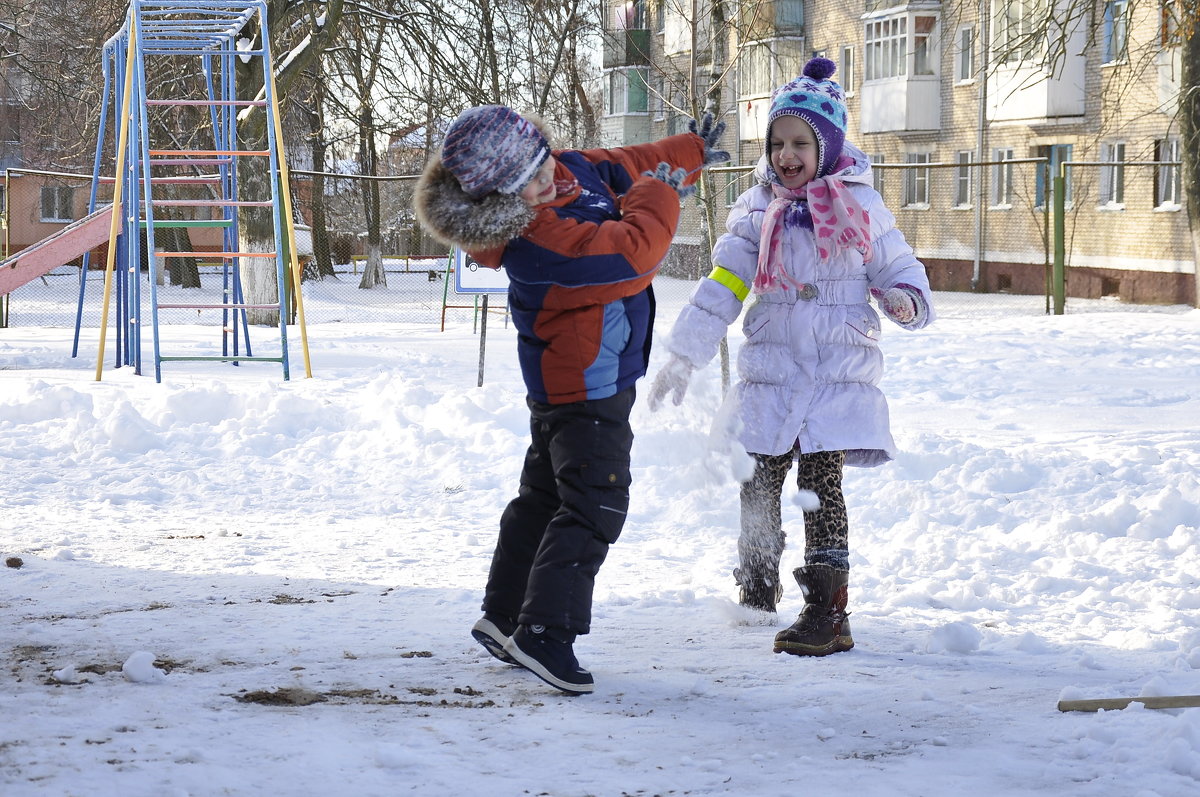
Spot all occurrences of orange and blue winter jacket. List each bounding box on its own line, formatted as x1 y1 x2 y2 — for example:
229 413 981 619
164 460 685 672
415 132 706 404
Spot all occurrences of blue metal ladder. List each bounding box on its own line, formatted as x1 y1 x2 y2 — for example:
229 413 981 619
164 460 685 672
89 0 310 382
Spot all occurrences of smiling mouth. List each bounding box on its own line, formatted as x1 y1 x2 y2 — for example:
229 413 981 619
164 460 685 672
780 165 803 179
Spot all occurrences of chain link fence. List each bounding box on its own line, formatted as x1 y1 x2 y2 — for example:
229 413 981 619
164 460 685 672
2 159 1193 331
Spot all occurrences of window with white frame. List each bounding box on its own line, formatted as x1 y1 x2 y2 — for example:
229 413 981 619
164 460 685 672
903 153 931 207
872 153 886 195
865 17 907 80
864 12 939 81
1099 141 1126 207
991 148 1015 207
1103 0 1129 64
41 185 74 222
913 16 937 75
992 0 1044 66
606 67 649 114
955 26 975 82
841 45 856 94
954 150 974 207
1034 144 1073 209
1155 137 1181 207
739 38 806 98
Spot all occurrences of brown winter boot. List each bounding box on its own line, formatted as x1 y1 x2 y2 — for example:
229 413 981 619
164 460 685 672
773 565 854 656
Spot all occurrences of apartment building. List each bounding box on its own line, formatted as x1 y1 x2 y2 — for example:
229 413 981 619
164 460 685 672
601 0 1194 304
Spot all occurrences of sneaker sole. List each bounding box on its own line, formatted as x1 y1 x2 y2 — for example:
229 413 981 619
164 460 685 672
503 638 595 695
471 618 520 666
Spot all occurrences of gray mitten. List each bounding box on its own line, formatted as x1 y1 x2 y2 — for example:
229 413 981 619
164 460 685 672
643 162 696 200
648 354 696 411
688 112 730 166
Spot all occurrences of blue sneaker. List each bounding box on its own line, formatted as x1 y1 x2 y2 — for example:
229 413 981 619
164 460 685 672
503 624 594 695
471 614 520 665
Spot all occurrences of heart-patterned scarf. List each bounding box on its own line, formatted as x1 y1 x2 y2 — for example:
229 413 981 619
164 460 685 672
753 159 873 295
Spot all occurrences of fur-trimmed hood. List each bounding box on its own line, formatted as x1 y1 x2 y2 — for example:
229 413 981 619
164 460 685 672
413 158 537 252
414 112 557 252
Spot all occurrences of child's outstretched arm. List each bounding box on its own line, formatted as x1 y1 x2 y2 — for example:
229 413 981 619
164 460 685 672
865 202 935 329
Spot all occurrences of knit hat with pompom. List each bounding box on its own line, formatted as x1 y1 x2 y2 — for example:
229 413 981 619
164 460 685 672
766 58 848 179
441 105 550 199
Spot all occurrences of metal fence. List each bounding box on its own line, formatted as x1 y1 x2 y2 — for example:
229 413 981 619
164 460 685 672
2 158 1193 331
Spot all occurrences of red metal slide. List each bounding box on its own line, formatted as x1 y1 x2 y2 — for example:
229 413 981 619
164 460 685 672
0 205 114 295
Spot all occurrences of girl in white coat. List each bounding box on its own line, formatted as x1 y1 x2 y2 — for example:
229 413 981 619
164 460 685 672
648 58 934 657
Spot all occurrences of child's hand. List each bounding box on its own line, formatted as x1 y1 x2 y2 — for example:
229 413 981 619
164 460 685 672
688 112 730 166
643 162 696 199
870 287 917 323
648 355 696 411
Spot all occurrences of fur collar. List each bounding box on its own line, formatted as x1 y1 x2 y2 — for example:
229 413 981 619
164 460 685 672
414 156 537 253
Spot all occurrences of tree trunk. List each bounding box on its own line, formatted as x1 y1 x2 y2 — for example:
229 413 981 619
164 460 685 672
1183 26 1200 308
357 104 386 289
236 121 282 326
305 76 335 281
231 0 346 323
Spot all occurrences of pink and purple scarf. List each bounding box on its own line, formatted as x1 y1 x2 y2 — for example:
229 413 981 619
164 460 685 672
753 157 873 295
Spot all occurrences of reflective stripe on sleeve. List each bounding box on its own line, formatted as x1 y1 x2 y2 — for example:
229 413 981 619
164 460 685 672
707 265 750 302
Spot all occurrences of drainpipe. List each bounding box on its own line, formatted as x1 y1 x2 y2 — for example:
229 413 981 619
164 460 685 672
973 0 990 290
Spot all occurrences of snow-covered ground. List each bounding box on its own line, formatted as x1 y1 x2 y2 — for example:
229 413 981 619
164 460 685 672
2 280 1199 796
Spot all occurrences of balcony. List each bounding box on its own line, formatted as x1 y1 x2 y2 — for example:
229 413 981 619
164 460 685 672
859 76 940 133
602 28 652 69
987 60 1085 123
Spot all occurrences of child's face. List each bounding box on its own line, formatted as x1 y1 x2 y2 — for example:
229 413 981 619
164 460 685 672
770 116 819 190
519 156 557 207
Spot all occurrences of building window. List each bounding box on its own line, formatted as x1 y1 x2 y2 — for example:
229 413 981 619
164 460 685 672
955 26 975 82
0 103 19 143
954 150 974 207
903 153 931 207
606 67 649 115
840 45 856 95
864 12 939 81
739 38 806 98
865 16 907 80
1034 144 1073 209
1155 137 1181 207
610 0 645 30
1099 141 1126 207
777 0 804 31
992 0 1043 66
913 16 937 75
1103 0 1129 63
872 153 886 195
991 148 1015 207
41 185 75 222
651 73 666 119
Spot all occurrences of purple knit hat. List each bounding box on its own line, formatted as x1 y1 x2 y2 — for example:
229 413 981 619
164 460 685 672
766 58 848 179
441 105 550 199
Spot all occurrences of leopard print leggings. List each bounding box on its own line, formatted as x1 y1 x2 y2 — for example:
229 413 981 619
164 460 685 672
738 449 849 583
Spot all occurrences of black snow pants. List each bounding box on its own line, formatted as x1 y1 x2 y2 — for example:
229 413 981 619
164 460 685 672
482 388 635 636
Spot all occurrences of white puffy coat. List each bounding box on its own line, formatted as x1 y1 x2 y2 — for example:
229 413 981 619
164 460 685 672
665 144 933 467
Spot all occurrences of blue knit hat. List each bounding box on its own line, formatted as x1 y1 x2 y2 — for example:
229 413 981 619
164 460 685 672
441 105 550 199
766 58 848 179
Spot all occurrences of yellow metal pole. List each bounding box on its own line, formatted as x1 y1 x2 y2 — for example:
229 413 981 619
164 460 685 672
96 24 137 381
266 63 312 378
